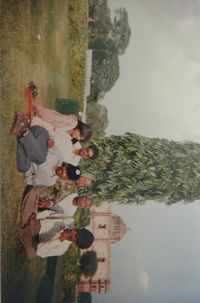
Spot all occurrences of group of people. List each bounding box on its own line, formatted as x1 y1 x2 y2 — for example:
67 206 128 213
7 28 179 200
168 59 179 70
11 96 99 259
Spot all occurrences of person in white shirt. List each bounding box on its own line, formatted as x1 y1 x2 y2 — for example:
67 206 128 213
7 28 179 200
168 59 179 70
36 227 94 258
19 193 93 259
25 152 81 187
71 144 99 166
37 193 93 243
31 116 99 165
11 114 81 185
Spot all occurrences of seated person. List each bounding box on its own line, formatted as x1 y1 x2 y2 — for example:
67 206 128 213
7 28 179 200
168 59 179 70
32 100 92 140
20 226 94 259
11 112 81 185
20 173 96 231
70 144 99 166
37 227 94 258
31 116 98 165
35 195 93 243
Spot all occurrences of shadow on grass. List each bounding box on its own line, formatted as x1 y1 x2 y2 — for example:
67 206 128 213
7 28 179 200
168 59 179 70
35 257 58 303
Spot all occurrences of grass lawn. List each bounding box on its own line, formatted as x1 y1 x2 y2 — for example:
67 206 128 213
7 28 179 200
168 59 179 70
1 0 88 302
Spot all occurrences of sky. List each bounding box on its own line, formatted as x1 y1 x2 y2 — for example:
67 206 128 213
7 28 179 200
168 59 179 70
94 1 200 302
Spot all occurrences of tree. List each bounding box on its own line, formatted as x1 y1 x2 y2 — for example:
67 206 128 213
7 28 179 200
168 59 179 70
79 133 200 205
86 103 109 136
74 208 91 228
88 51 120 102
112 8 131 55
88 1 131 102
79 251 98 277
77 292 92 303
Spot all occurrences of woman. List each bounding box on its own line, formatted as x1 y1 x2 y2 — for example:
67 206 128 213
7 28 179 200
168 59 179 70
32 101 93 142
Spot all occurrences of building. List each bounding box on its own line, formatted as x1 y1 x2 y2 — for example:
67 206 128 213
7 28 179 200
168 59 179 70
78 203 127 294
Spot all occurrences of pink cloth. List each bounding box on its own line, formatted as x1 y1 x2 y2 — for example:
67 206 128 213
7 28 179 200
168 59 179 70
33 102 78 130
20 188 41 259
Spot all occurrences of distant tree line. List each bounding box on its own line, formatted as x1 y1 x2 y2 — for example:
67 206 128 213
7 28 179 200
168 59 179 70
88 0 131 103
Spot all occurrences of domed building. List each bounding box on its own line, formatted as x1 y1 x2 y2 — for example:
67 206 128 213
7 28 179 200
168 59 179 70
78 203 127 294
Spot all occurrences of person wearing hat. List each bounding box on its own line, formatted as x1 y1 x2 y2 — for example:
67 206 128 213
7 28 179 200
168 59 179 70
20 172 96 233
25 160 81 187
36 227 94 258
34 172 96 208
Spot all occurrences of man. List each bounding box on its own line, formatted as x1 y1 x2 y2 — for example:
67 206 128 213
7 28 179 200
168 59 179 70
37 227 94 258
11 112 51 172
72 144 99 166
31 116 99 165
20 173 96 231
20 224 94 259
11 112 81 185
36 194 92 239
34 172 96 205
37 194 93 242
25 161 81 187
37 193 93 212
20 193 94 259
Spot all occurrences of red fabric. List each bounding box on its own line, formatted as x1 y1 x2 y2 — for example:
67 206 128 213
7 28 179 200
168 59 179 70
25 87 33 122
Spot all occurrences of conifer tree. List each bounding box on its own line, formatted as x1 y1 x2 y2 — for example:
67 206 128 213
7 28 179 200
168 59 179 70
80 133 200 205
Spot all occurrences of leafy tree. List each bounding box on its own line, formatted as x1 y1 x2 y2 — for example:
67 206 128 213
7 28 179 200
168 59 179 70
112 8 131 55
79 251 98 277
88 49 120 102
77 292 92 303
86 103 109 136
75 208 91 228
88 1 131 101
79 134 200 205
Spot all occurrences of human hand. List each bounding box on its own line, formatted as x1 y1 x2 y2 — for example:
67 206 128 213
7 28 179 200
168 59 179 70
59 230 68 242
47 138 55 149
37 199 54 208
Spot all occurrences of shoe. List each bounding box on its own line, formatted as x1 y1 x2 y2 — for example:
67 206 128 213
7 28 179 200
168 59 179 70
11 111 28 136
32 234 40 245
29 81 38 98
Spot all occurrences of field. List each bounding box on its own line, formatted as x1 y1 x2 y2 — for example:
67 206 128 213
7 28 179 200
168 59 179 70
1 0 88 302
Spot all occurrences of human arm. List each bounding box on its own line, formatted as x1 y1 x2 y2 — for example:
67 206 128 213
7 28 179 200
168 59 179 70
36 234 70 257
37 198 56 208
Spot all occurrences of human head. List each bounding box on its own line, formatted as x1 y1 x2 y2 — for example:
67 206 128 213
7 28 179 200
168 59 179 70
76 228 94 249
77 144 99 160
73 196 93 208
55 163 81 180
61 228 94 249
72 120 93 142
75 173 96 187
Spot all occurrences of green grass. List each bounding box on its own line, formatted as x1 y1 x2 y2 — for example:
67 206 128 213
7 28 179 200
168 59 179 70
1 0 88 302
68 0 89 109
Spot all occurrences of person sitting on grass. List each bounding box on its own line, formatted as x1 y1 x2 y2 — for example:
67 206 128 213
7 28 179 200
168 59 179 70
31 115 97 165
37 194 93 241
31 98 93 142
36 227 94 258
20 226 94 259
11 111 82 186
20 172 96 233
20 194 93 259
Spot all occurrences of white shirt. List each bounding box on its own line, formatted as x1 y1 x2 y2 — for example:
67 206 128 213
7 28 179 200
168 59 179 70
31 116 82 165
37 193 78 243
25 146 63 186
36 232 71 257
